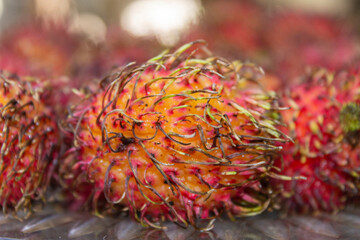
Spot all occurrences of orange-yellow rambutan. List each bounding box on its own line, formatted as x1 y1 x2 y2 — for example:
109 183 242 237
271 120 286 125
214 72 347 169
63 41 286 228
0 72 60 217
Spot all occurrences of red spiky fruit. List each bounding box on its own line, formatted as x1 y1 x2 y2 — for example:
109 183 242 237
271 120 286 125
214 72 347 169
0 25 83 117
0 25 78 77
272 68 360 214
62 42 285 228
0 72 59 217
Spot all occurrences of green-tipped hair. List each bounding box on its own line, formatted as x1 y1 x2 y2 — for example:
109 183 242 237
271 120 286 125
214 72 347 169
340 102 360 133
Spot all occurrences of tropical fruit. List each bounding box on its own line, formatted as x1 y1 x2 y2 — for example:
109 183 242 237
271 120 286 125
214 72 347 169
0 72 59 217
272 68 360 213
62 41 286 228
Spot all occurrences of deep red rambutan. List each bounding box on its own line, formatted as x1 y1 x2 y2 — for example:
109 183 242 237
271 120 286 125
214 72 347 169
272 68 360 213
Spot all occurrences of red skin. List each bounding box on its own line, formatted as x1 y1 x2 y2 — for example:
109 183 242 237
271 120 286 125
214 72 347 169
272 70 360 213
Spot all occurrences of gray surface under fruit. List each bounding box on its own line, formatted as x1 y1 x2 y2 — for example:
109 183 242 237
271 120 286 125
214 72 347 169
1 207 360 240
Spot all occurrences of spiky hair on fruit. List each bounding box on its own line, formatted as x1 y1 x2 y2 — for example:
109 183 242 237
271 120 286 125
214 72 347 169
0 25 83 117
0 72 59 218
61 41 287 229
271 68 360 214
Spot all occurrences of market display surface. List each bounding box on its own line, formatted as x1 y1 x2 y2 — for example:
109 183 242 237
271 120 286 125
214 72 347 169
1 205 360 239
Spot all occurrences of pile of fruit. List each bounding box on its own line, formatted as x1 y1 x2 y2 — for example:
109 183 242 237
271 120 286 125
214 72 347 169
0 1 359 231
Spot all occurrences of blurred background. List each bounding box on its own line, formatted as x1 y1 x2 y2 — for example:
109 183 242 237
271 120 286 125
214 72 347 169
0 0 359 89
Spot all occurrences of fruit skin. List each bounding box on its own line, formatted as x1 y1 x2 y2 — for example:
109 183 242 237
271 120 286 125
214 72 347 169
62 41 285 228
0 72 59 217
272 68 360 214
0 25 83 118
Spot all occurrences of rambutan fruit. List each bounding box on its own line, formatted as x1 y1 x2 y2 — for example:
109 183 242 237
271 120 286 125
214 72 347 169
272 68 360 214
62 41 286 228
258 73 282 91
0 72 59 217
0 24 103 118
0 25 78 77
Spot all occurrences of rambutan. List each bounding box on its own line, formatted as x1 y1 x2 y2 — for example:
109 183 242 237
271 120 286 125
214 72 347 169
272 68 360 214
0 72 59 217
0 25 78 77
62 41 286 228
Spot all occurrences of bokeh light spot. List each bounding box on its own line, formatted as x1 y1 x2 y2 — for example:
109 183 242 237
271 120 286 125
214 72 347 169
120 0 201 46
